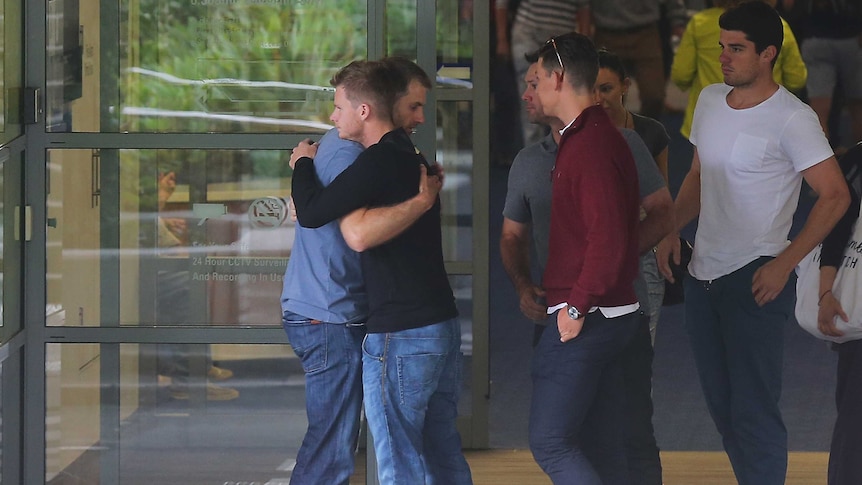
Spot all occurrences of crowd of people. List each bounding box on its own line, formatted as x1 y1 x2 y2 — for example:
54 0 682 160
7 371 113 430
492 1 860 485
278 0 862 484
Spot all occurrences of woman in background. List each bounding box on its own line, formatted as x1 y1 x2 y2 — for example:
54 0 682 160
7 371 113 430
596 48 671 342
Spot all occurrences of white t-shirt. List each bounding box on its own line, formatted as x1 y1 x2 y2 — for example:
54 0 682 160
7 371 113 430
688 83 834 280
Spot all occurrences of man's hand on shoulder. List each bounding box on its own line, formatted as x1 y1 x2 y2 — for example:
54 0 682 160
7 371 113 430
415 164 443 211
290 138 318 169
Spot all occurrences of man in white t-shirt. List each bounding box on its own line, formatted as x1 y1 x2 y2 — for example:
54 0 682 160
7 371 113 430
657 3 849 485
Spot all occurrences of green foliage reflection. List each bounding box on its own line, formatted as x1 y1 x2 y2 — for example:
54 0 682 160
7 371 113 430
122 0 367 133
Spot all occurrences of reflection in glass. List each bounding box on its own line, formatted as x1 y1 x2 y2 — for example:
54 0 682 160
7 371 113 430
437 0 474 88
119 343 308 483
451 275 473 417
0 360 3 481
1 0 25 143
0 161 4 328
387 0 416 58
46 343 324 483
45 343 102 482
0 0 5 132
385 0 473 89
46 149 293 327
437 101 473 262
46 0 368 133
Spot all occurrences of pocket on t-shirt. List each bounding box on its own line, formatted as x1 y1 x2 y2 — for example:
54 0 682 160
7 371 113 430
730 133 768 172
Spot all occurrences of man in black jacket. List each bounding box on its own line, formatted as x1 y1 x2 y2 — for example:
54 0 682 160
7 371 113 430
289 59 473 485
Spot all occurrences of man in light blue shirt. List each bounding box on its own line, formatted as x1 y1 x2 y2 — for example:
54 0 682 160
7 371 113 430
280 57 439 485
281 128 367 485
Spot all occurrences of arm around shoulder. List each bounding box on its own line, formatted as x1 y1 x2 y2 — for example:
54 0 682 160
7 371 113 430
292 155 378 229
339 164 440 252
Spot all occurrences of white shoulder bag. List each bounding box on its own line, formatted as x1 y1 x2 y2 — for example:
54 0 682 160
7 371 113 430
795 202 862 343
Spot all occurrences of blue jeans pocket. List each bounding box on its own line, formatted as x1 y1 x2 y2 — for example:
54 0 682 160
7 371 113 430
284 314 327 374
397 352 445 411
361 333 384 360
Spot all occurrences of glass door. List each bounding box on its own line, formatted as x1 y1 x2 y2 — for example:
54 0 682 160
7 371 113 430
386 0 491 447
25 0 489 482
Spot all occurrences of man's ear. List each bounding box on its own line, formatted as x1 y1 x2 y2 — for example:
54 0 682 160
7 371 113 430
554 70 565 91
761 45 778 64
358 103 371 121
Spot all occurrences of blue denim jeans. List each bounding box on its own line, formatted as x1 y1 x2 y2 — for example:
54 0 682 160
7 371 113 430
684 257 794 485
283 311 365 485
529 310 639 485
362 318 473 485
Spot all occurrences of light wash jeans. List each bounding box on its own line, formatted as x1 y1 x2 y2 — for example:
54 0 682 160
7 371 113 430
362 317 473 485
283 311 365 485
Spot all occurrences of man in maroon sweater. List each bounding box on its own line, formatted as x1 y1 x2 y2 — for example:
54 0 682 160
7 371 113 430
528 32 642 485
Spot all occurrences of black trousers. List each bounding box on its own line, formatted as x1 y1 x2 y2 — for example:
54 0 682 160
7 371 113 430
829 338 862 485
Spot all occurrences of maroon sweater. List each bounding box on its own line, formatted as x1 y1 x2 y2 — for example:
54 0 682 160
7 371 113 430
543 105 640 314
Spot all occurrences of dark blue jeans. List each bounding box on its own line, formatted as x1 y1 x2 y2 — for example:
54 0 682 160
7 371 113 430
529 310 639 485
533 313 662 484
829 338 862 485
362 317 473 485
684 257 795 485
622 313 662 485
283 311 365 485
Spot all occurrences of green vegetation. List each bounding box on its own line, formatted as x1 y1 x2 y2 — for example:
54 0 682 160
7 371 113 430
123 0 367 133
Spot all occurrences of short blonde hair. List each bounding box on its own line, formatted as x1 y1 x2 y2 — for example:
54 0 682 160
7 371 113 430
330 60 399 122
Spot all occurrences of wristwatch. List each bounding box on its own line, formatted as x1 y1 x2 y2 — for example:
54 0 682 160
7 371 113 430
567 304 582 320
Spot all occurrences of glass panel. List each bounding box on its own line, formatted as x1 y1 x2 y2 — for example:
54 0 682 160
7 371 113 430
451 274 472 417
0 160 4 329
387 0 416 58
0 0 24 144
0 360 3 481
437 101 472 262
385 0 473 90
0 0 5 134
436 0 473 89
46 343 339 483
46 149 294 327
120 343 312 483
45 343 102 482
46 0 368 133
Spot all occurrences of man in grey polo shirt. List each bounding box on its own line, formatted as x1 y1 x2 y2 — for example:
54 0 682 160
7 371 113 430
500 59 672 485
